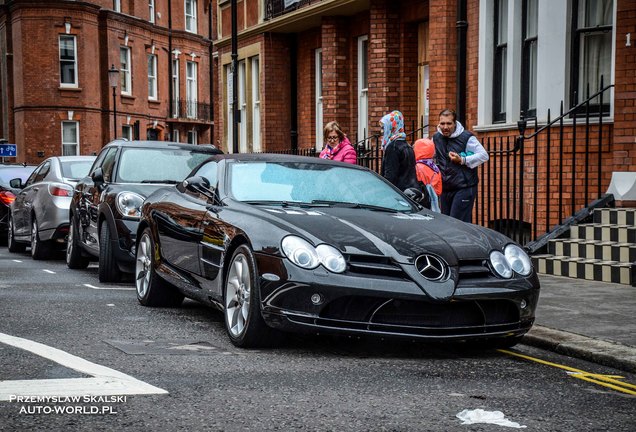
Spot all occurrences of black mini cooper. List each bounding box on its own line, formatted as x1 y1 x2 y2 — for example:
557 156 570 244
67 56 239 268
66 140 221 282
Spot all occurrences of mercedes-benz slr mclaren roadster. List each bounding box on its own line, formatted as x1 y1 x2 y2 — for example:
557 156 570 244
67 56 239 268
135 154 540 348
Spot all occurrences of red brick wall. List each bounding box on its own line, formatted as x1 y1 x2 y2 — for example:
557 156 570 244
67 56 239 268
296 29 320 149
261 33 291 152
428 0 457 120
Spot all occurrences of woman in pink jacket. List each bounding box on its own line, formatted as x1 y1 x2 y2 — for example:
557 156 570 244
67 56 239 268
319 121 357 164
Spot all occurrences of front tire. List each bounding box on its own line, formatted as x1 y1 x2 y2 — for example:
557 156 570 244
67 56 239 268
98 222 121 283
31 217 51 260
135 228 183 307
224 245 275 348
7 215 26 253
66 215 89 269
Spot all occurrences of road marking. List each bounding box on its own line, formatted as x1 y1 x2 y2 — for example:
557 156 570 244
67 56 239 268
0 332 168 400
499 349 636 395
83 283 135 291
12 260 22 263
43 269 56 274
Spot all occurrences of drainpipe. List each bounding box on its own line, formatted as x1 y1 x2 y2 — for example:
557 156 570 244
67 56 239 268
231 0 238 153
456 0 467 125
290 36 298 151
208 2 214 133
168 0 173 139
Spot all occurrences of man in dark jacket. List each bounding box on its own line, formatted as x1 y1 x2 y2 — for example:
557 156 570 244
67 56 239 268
379 110 418 192
433 109 489 223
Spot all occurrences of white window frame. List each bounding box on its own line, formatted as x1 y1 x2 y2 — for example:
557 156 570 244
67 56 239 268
114 0 121 13
357 36 368 144
61 121 79 156
238 60 247 153
315 48 323 151
185 0 197 33
477 0 616 128
122 125 133 141
251 56 261 153
149 0 155 23
59 35 78 88
172 130 180 142
226 65 233 153
186 61 198 118
148 54 158 100
188 130 197 145
120 47 132 95
172 59 180 117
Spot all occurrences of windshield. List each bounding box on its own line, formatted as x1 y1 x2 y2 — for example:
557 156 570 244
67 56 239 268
61 160 93 180
228 161 414 212
116 148 211 183
0 166 36 187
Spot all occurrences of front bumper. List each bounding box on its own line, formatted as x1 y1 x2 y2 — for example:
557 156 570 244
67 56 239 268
255 253 540 342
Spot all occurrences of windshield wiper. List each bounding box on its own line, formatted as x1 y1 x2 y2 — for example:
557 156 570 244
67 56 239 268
310 200 398 212
140 179 180 184
243 200 329 208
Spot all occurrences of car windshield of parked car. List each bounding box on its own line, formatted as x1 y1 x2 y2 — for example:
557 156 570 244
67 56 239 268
227 161 414 212
61 160 94 180
116 148 211 183
0 166 36 187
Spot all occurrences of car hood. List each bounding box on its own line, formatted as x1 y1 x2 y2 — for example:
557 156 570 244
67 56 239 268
237 205 508 266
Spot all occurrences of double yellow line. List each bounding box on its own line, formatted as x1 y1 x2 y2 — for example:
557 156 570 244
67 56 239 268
499 349 636 396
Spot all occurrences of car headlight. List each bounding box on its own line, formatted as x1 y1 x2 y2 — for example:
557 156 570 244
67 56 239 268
281 236 346 273
504 244 533 276
316 244 346 273
490 250 513 278
116 192 145 219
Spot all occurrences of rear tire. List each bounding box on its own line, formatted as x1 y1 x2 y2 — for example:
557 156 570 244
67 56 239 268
31 217 51 260
7 215 26 253
98 222 121 283
135 228 183 307
224 245 278 348
66 215 89 269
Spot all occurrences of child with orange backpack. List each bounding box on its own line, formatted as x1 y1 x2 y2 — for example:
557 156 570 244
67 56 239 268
413 138 442 212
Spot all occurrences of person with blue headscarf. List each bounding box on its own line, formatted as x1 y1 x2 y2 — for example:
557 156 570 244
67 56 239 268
379 110 418 192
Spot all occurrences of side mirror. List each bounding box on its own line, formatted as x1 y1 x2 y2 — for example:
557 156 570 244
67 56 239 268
9 178 23 189
403 187 424 203
91 167 104 189
181 176 216 201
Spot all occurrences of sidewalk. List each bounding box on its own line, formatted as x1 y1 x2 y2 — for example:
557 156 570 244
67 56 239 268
522 274 636 372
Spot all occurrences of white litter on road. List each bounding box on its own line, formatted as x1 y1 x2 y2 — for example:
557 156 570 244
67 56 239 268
43 269 56 274
456 409 527 428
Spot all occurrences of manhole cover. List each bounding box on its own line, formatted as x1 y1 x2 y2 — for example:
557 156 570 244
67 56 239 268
104 340 232 355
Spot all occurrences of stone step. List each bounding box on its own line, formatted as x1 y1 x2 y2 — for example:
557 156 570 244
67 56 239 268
532 255 633 285
593 207 636 225
569 223 636 243
548 239 636 262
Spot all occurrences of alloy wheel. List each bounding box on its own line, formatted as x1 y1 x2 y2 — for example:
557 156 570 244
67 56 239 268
225 254 251 337
135 234 152 299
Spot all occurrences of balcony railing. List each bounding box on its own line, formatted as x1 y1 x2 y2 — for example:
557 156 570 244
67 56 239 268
264 0 319 21
171 98 212 122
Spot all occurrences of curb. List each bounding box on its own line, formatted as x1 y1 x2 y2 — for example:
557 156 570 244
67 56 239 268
522 325 636 373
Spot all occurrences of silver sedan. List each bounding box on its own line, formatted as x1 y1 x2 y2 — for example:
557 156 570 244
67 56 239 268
8 155 95 259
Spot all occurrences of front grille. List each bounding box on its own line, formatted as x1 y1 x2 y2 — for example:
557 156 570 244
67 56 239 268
308 295 522 337
346 255 407 278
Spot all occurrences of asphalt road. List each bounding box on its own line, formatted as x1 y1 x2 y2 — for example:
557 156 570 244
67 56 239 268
0 247 634 432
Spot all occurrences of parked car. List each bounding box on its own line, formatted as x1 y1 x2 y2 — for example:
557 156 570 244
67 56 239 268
0 163 37 246
7 156 96 259
135 154 540 348
67 140 222 282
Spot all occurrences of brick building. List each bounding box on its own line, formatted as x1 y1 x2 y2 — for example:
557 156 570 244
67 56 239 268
213 0 635 236
0 0 214 162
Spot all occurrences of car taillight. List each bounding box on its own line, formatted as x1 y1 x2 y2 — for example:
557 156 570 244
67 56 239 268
49 184 73 197
0 190 16 205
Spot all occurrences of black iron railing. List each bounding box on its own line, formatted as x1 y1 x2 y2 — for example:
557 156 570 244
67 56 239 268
476 77 614 244
264 0 319 21
171 99 212 122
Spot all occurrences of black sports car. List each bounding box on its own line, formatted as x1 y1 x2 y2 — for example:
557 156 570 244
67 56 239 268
135 154 540 348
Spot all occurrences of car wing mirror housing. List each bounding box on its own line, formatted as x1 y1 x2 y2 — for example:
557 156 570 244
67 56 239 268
91 167 104 189
182 175 216 201
9 178 23 189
